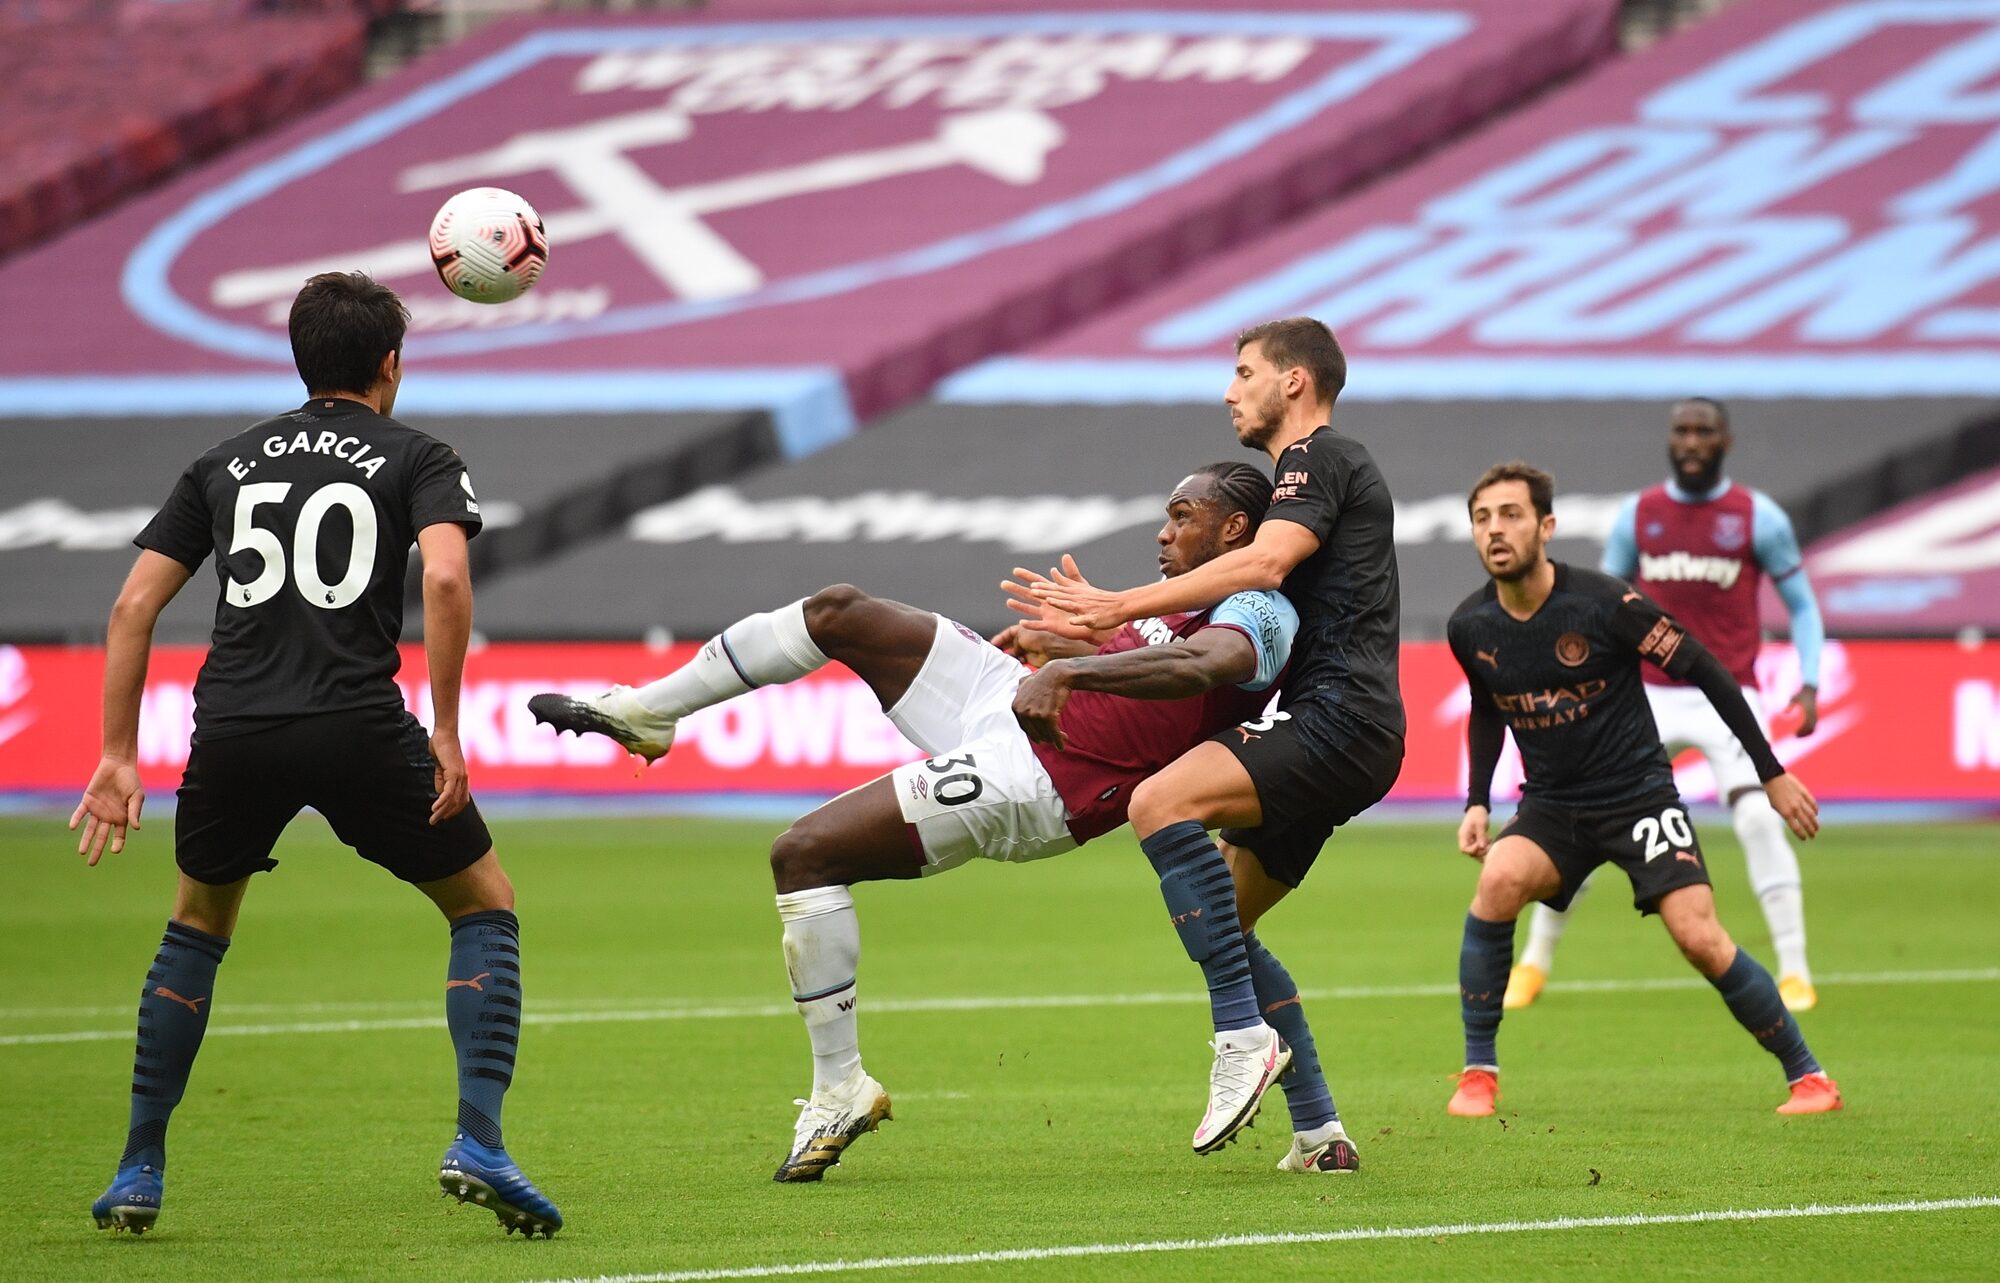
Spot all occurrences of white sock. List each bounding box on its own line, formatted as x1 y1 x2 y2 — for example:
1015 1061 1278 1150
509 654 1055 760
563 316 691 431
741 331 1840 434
776 885 862 1095
634 600 830 719
1520 866 1592 974
1733 791 1809 980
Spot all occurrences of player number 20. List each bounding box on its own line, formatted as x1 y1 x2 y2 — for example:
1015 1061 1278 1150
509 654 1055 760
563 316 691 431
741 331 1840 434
1631 805 1695 862
921 752 984 807
225 482 379 611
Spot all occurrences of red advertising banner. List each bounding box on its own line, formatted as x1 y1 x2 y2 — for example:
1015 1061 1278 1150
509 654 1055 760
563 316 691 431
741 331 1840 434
2 640 1995 803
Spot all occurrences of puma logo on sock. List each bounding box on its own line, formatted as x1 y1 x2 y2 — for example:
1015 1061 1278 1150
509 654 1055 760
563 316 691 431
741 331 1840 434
153 986 206 1015
446 972 491 992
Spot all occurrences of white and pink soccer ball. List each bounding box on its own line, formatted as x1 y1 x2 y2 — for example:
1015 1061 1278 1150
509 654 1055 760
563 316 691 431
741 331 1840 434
427 187 549 304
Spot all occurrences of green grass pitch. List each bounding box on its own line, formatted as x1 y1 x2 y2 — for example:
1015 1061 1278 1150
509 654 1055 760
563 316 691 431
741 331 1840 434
2 813 1996 1281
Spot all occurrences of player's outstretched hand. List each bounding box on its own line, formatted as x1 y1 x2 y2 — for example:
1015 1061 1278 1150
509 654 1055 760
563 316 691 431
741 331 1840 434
69 755 144 865
1788 685 1820 736
1011 665 1071 751
1027 555 1133 632
430 730 471 826
1458 805 1491 860
1765 772 1819 840
1002 566 1117 643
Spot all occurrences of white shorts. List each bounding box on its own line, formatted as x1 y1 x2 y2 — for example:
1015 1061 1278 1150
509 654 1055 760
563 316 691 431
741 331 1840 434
1646 681 1770 799
885 616 1077 874
885 614 1034 755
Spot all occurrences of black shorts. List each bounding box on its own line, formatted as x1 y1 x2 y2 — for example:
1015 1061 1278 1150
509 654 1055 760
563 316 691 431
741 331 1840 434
1501 789 1711 915
176 705 493 886
1216 702 1404 888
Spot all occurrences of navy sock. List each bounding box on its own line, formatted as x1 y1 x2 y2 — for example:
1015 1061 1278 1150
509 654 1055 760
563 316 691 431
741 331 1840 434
1710 948 1820 1082
1141 822 1259 1032
1245 933 1337 1131
447 910 522 1150
121 920 229 1170
1460 912 1513 1069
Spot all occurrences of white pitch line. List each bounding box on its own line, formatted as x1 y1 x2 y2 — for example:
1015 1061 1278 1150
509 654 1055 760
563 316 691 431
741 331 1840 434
4 967 1995 1049
523 1197 2000 1283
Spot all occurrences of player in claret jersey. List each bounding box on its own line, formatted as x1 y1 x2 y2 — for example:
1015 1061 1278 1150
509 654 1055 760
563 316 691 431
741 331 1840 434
529 464 1358 1181
69 273 559 1237
1444 462 1841 1120
1508 398 1827 1013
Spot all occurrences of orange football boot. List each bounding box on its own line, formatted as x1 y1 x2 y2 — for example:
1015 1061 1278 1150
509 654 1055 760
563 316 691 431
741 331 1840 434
1448 1068 1499 1117
1777 1072 1843 1115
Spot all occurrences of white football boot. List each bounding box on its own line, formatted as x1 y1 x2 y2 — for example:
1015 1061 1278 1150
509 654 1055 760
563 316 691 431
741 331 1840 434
1191 1023 1291 1154
526 685 677 763
1277 1120 1359 1174
774 1068 893 1183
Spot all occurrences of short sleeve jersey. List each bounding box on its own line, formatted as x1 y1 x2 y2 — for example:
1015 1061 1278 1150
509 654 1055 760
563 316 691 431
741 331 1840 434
1031 589 1297 842
1446 564 1695 808
1263 427 1405 736
134 399 482 740
1603 480 1805 687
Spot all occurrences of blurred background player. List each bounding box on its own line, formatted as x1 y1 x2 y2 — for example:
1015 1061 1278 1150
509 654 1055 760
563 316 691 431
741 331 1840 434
1023 317 1402 1165
69 273 560 1237
530 463 1358 1179
1447 462 1839 1119
1508 398 1826 1013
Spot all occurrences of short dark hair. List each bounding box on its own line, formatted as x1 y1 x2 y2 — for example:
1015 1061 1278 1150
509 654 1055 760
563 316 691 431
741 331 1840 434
1236 317 1346 406
1189 461 1274 533
1675 395 1729 426
1467 460 1555 519
289 272 409 397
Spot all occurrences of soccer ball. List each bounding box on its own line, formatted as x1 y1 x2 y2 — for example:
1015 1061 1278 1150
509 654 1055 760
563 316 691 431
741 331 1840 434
427 187 549 304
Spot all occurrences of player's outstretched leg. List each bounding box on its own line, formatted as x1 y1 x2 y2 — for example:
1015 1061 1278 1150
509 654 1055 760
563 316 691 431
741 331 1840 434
1140 822 1288 1153
438 908 562 1236
530 586 938 764
1245 934 1356 1173
1658 887 1840 1115
527 598 829 762
1729 788 1814 1010
92 919 229 1233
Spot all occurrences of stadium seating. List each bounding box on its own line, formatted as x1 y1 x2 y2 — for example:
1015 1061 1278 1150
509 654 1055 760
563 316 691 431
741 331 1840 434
0 1 372 261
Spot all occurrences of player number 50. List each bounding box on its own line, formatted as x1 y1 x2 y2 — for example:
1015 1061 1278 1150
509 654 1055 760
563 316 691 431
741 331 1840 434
225 482 378 611
1631 805 1695 863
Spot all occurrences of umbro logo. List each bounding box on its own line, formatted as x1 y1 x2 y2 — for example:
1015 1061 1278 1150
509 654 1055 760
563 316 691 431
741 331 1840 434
1097 785 1119 802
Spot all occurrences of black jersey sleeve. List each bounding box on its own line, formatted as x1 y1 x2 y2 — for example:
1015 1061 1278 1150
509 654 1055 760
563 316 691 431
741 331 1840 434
1262 436 1341 544
410 440 483 538
1606 582 1786 784
1447 612 1504 809
133 463 213 571
1462 672 1505 810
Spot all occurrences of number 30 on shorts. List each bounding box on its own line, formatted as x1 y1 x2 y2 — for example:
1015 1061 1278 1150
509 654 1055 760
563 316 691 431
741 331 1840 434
1631 805 1695 862
921 753 984 806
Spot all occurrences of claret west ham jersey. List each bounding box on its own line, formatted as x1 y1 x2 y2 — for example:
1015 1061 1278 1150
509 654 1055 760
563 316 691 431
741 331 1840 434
1031 589 1295 841
134 398 482 740
1603 480 1807 688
